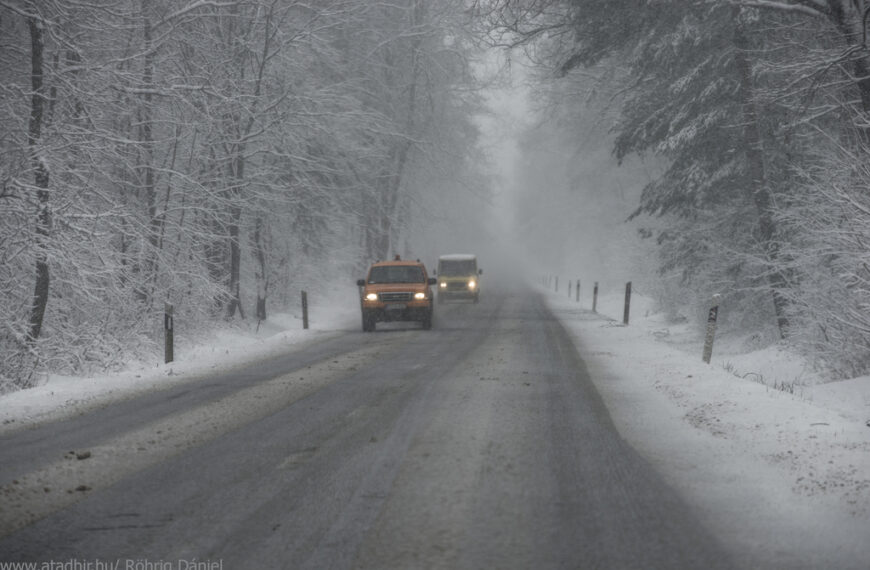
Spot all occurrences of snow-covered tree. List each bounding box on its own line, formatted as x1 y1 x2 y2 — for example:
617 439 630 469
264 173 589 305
0 0 487 389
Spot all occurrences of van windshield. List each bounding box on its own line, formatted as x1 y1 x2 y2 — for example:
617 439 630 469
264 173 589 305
368 265 425 284
439 259 476 276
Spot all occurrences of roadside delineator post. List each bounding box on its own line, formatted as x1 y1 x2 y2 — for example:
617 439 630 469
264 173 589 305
592 282 599 313
702 294 721 364
623 281 632 325
164 302 174 364
568 280 572 298
576 279 580 303
301 290 309 330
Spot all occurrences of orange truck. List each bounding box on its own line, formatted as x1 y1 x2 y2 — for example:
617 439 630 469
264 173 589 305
356 256 436 331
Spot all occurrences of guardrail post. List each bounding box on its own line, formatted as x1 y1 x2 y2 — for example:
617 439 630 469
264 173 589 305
164 303 174 363
301 290 309 330
702 294 721 363
623 281 632 325
592 282 598 312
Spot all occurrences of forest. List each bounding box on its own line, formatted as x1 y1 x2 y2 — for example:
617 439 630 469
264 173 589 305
3 0 870 389
0 0 486 388
483 0 870 379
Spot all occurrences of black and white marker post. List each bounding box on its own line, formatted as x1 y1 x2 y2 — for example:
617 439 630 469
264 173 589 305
702 294 721 364
164 302 174 364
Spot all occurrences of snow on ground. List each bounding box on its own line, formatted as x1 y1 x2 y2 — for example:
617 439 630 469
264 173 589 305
0 291 359 434
2 286 869 566
544 288 870 569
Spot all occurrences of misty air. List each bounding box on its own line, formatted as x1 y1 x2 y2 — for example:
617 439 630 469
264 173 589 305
1 1 869 569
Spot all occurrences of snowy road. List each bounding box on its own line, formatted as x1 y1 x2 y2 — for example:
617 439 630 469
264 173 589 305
0 290 732 568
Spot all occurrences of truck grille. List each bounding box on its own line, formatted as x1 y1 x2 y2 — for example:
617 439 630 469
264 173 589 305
446 282 468 291
379 292 412 302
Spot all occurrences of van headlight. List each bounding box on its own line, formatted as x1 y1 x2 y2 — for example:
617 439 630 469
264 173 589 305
365 293 378 301
468 280 477 290
414 292 426 299
439 282 447 288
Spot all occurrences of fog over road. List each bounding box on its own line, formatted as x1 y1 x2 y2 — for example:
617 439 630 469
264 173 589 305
0 289 732 568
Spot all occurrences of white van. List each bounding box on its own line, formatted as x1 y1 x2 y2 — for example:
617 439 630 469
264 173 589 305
435 254 482 303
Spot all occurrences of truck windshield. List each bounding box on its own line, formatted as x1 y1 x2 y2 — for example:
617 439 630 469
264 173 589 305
368 265 425 284
438 260 476 276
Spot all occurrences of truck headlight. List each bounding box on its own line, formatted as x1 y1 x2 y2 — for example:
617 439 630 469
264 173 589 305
414 292 426 299
365 293 378 301
468 280 477 290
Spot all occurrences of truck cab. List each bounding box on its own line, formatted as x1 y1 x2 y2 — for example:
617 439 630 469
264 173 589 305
356 256 436 331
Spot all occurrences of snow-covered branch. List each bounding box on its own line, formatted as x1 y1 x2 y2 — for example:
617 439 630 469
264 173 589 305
735 0 827 17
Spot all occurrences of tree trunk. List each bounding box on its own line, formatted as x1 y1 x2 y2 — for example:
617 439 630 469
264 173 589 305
253 216 268 321
26 17 51 343
380 141 411 258
364 196 378 261
369 0 425 261
142 7 160 303
136 6 159 305
827 1 870 117
225 149 244 319
226 202 242 319
204 213 226 312
222 1 274 319
734 12 790 337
